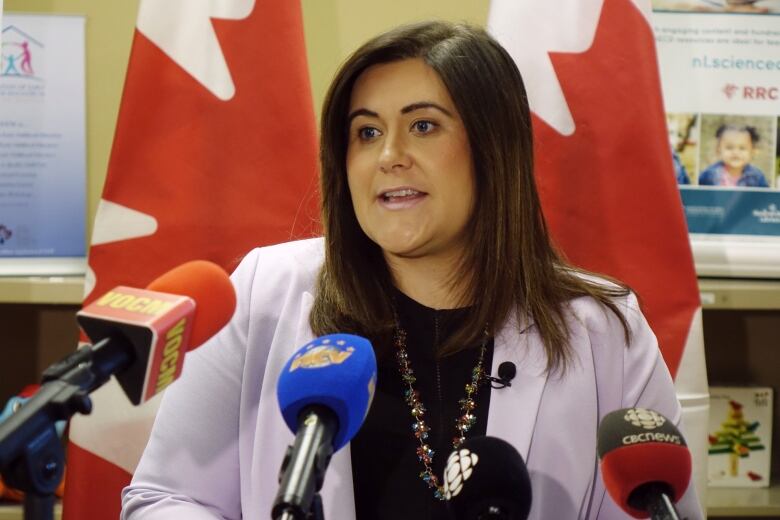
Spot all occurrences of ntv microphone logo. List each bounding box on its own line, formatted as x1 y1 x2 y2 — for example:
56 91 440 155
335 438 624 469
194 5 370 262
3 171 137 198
289 338 355 371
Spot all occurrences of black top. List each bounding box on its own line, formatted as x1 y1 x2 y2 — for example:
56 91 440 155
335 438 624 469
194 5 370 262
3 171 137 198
350 290 494 520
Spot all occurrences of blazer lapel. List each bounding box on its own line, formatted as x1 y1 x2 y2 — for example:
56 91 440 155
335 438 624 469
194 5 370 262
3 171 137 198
486 311 548 462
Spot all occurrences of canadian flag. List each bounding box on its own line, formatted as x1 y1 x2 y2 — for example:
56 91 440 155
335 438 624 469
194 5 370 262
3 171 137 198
63 1 318 518
488 0 709 507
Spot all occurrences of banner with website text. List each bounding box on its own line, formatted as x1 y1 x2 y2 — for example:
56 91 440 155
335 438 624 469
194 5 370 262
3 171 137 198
652 1 780 277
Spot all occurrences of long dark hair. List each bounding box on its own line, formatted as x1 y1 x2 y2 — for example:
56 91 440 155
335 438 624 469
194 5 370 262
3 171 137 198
310 21 630 372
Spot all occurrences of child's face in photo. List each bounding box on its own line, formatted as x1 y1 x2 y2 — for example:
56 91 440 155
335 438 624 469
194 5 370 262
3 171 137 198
717 130 754 172
667 121 683 150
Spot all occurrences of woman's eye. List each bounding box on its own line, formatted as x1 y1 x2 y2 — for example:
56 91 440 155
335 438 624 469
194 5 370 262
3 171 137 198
357 127 380 140
412 120 436 134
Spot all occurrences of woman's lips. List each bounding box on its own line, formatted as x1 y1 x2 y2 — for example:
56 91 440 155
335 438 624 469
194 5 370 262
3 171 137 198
377 188 427 210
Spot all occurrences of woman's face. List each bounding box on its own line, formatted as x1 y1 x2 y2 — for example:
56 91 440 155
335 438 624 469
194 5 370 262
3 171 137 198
346 58 475 267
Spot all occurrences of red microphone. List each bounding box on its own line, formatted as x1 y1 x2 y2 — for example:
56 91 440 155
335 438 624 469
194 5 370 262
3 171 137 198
74 260 236 404
597 408 691 519
0 261 236 498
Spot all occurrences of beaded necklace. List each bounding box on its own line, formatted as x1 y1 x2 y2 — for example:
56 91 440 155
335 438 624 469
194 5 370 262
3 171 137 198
393 326 488 500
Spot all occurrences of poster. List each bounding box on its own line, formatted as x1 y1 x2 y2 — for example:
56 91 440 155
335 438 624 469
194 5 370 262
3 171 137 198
652 2 780 277
0 13 86 275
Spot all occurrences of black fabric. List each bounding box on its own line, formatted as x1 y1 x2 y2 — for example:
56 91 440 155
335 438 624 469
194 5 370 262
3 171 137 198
350 290 494 520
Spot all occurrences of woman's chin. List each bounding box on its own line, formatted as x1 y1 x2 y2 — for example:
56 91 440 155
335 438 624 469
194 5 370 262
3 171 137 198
376 238 428 260
380 244 422 259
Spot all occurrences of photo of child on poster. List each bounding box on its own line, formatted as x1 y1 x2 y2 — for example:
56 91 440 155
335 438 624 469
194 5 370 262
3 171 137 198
698 115 775 188
667 113 699 185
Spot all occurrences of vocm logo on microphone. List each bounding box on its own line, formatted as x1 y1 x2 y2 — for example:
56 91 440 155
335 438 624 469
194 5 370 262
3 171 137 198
155 318 189 393
79 285 195 404
95 290 176 316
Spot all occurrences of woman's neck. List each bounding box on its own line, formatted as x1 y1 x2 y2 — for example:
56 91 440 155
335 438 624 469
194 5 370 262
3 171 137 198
385 252 469 310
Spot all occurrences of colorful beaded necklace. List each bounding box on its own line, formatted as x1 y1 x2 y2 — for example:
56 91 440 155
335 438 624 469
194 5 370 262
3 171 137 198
393 326 488 500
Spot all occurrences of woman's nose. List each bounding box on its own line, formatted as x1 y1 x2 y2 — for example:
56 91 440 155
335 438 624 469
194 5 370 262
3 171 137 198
378 133 411 173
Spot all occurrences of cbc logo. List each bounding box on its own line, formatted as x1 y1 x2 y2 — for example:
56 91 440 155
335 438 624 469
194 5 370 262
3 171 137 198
624 408 665 430
443 449 479 499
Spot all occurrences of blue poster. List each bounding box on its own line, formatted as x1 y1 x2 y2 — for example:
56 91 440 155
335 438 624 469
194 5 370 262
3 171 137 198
0 13 86 275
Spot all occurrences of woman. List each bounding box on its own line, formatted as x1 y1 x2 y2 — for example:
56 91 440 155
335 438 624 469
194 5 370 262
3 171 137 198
122 21 702 519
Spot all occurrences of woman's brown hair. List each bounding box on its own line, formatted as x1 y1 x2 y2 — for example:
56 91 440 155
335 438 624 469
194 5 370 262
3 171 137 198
310 21 630 372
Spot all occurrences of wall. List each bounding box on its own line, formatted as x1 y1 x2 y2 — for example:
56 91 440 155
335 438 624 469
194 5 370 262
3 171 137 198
4 0 489 239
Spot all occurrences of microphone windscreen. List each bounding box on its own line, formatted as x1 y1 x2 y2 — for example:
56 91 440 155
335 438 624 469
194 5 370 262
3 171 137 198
147 260 236 348
444 436 532 520
597 408 691 518
77 260 236 404
277 334 377 450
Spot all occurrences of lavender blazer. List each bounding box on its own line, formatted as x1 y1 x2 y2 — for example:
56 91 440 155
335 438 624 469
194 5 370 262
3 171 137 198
121 238 703 520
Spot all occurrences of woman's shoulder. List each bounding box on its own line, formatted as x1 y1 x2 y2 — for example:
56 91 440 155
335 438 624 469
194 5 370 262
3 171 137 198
233 237 324 288
245 236 324 260
561 269 639 328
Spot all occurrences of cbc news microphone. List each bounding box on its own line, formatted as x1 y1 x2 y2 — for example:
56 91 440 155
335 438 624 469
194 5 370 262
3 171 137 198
597 408 692 519
273 334 377 520
51 260 237 404
443 436 532 520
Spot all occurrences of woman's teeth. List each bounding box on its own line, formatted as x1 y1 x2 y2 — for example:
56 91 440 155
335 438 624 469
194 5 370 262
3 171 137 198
382 189 421 200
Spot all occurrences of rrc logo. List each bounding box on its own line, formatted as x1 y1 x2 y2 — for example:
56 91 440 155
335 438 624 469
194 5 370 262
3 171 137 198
723 83 779 100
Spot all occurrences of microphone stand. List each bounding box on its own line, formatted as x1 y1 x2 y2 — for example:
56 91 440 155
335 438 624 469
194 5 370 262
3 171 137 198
272 407 336 520
629 482 681 520
0 339 132 520
648 494 681 520
277 494 324 520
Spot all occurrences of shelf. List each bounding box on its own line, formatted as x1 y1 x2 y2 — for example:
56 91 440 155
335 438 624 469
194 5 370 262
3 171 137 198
0 503 61 520
698 278 780 310
707 484 780 517
0 275 777 309
0 277 84 305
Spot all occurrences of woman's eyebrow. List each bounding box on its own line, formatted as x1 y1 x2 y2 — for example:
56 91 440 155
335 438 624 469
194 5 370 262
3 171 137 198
348 102 454 124
347 108 378 124
401 101 453 117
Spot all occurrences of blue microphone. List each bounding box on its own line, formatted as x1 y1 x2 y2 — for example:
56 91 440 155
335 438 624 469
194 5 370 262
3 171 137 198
273 334 377 520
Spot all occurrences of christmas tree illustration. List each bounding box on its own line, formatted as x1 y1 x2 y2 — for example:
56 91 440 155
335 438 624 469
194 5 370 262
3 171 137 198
709 399 765 479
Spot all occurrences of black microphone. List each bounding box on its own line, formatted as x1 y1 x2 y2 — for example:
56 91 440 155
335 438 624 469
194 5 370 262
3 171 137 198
484 361 516 389
597 408 692 519
443 436 532 520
